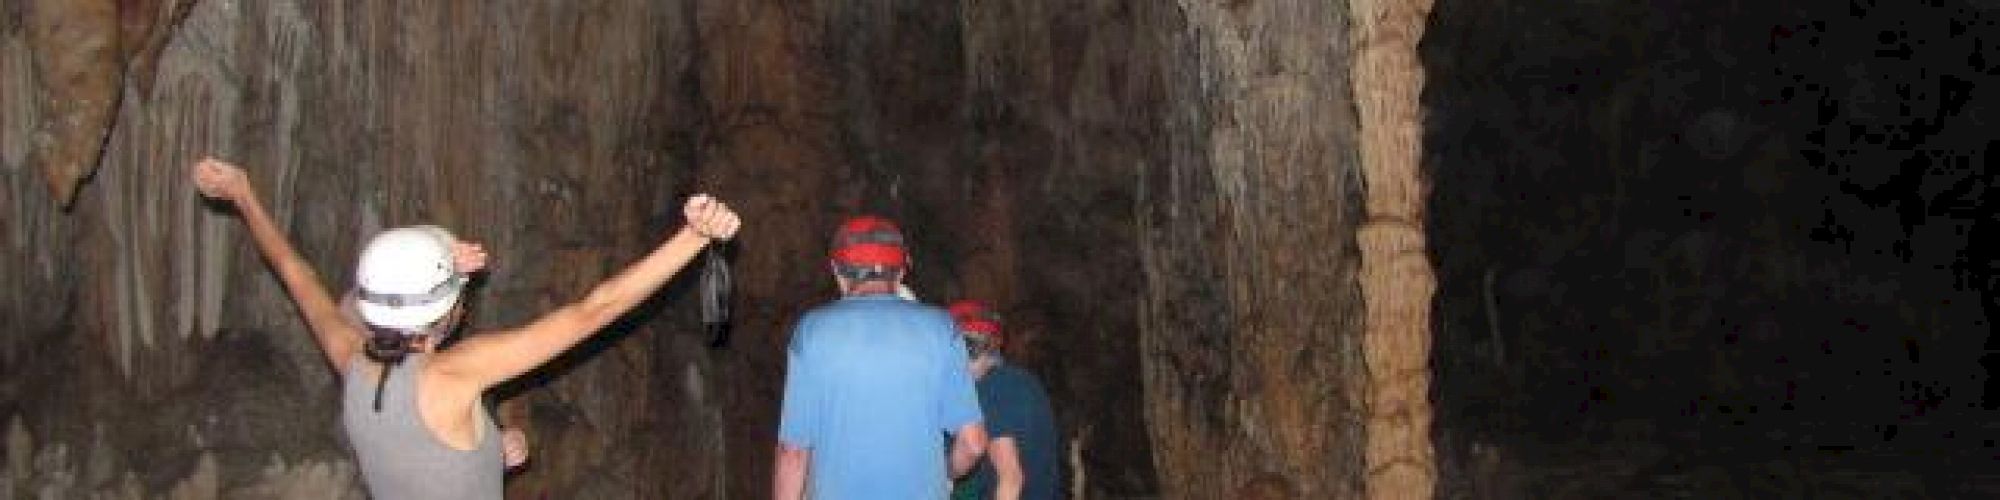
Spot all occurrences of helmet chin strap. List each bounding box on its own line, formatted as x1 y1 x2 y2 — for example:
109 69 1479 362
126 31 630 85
364 318 451 413
372 358 397 412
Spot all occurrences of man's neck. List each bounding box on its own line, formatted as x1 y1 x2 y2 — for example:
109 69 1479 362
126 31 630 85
844 281 899 296
973 353 1004 380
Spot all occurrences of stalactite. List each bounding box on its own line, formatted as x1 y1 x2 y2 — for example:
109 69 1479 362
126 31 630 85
114 1 197 100
1 31 35 173
87 0 243 379
195 203 229 339
175 155 199 339
2 14 82 356
22 0 123 207
0 19 76 344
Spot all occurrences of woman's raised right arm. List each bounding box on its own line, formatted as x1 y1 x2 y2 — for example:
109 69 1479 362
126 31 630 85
192 158 361 372
429 195 739 391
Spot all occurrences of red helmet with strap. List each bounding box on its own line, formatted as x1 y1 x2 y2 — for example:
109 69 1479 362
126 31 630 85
948 299 1002 343
831 215 908 273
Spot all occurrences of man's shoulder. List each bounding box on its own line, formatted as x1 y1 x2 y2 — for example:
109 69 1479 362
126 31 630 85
795 299 953 341
796 301 841 322
994 365 1052 397
996 364 1041 382
811 296 948 313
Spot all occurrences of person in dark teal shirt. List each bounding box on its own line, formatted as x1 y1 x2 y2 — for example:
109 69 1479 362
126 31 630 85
950 300 1063 500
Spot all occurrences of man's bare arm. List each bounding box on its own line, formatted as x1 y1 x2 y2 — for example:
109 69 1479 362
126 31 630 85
773 443 810 500
949 422 989 479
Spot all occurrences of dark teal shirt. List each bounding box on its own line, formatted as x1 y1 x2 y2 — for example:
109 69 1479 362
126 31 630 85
964 360 1062 500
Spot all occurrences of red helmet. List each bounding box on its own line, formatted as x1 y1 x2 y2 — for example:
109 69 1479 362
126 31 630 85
831 215 908 269
948 299 1002 342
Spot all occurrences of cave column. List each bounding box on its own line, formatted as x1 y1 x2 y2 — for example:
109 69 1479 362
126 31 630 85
1351 0 1438 498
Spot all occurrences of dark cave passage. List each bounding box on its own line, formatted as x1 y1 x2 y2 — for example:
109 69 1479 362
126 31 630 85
1425 0 2000 495
2 0 1997 498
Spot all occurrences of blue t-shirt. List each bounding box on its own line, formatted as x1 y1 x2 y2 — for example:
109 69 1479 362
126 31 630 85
779 294 984 500
963 361 1063 500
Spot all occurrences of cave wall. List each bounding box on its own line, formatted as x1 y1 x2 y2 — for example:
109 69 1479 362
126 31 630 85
1140 0 1375 497
3 0 1441 498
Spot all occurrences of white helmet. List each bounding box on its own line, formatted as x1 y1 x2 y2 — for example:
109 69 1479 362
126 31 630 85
354 225 464 330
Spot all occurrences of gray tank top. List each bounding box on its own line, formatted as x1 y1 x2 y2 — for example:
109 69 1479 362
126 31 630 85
341 354 504 499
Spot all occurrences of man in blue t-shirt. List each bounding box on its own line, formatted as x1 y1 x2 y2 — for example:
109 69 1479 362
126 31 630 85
774 216 988 500
950 299 1062 500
